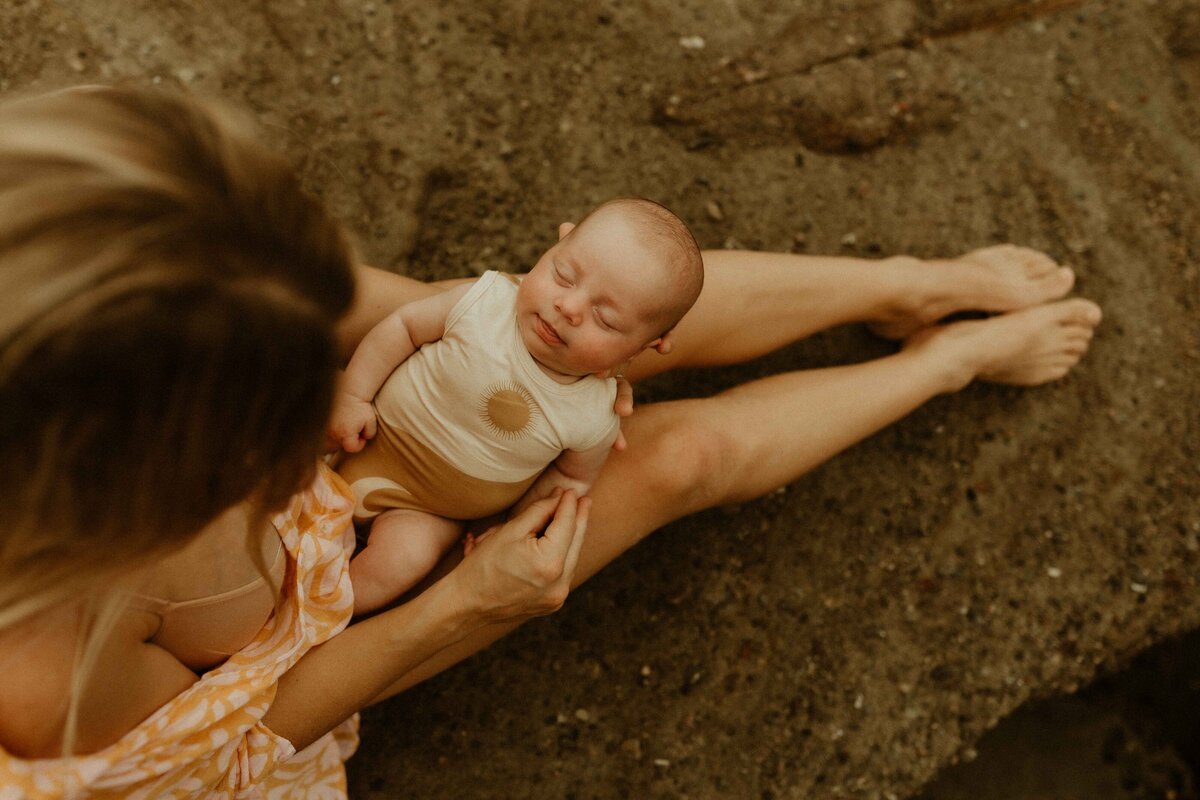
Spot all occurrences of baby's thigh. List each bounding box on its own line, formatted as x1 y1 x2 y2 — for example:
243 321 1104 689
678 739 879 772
367 509 463 563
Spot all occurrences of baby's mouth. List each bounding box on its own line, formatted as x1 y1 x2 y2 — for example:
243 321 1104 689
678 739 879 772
535 315 564 346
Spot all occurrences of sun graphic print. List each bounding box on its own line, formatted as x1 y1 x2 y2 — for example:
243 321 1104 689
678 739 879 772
478 381 541 439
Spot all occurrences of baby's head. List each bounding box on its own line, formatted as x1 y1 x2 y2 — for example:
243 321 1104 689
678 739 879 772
516 197 703 379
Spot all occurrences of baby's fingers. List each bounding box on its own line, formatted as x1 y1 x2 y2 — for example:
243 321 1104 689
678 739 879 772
613 377 634 417
559 496 590 582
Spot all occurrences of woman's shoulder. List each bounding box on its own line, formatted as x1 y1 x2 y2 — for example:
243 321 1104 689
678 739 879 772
0 603 84 757
0 600 195 759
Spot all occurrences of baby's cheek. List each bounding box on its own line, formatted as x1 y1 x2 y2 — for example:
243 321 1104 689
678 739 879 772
566 340 607 371
598 342 635 372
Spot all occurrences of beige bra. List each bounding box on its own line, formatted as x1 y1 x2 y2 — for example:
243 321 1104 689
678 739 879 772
131 533 286 671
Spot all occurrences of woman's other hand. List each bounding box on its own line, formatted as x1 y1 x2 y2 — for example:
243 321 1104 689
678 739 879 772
449 490 589 623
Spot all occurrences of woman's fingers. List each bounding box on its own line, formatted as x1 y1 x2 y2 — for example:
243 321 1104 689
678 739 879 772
500 493 561 541
451 489 589 623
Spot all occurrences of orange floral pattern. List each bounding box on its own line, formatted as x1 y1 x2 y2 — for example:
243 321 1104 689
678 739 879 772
0 464 360 799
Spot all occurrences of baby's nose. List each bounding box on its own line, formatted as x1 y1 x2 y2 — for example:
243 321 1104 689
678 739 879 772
556 292 585 323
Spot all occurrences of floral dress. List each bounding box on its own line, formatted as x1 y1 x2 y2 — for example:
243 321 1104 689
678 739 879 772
0 464 360 800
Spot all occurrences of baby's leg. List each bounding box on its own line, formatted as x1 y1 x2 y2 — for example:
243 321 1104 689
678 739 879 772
350 510 464 615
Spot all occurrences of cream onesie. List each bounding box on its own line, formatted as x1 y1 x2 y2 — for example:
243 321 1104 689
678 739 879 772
337 270 619 524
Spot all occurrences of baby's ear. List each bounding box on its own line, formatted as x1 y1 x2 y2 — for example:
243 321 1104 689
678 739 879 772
648 330 674 355
557 221 576 240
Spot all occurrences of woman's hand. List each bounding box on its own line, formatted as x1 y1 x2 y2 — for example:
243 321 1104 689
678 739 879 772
449 490 590 624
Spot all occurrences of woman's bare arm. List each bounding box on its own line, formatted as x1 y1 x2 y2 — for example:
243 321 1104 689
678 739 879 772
261 568 479 749
262 491 588 751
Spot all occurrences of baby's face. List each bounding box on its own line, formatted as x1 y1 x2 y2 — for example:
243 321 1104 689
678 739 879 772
516 212 674 379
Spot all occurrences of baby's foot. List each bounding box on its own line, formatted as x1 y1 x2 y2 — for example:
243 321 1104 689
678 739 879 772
911 298 1102 390
870 245 1077 340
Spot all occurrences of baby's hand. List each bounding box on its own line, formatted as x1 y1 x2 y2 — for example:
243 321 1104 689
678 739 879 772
462 528 493 558
613 375 634 418
611 376 632 452
328 394 377 453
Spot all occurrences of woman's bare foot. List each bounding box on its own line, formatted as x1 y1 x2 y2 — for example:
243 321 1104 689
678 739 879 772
910 298 1102 391
870 245 1077 340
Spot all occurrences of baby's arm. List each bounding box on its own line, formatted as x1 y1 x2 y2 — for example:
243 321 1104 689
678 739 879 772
510 423 620 516
329 283 472 452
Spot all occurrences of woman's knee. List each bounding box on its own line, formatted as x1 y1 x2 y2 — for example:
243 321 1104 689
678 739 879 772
633 405 740 512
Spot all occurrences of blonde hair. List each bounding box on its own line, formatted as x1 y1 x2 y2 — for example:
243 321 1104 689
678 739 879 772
0 85 356 752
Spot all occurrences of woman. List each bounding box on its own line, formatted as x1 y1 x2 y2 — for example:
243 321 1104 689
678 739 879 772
0 86 1100 797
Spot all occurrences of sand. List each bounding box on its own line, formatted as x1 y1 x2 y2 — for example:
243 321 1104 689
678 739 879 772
2 0 1197 796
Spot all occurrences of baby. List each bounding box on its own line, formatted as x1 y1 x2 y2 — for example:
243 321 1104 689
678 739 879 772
330 198 704 613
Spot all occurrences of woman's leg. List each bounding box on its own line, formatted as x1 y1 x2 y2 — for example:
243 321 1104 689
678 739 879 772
345 245 1074 371
627 245 1077 380
371 297 1100 700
